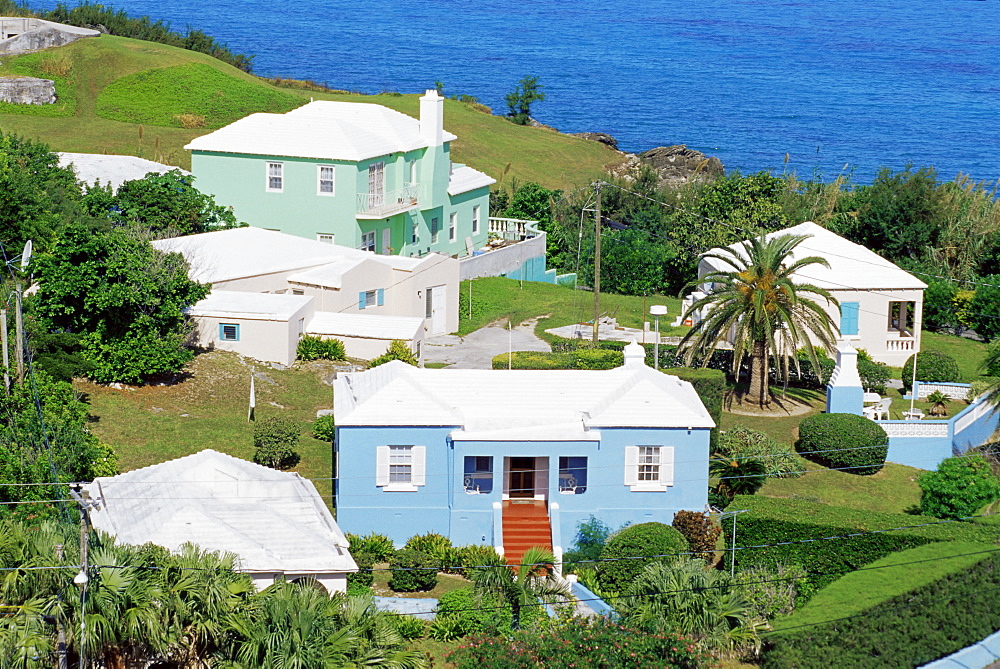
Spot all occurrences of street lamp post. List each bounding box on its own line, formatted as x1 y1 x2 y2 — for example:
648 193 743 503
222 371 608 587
649 305 667 370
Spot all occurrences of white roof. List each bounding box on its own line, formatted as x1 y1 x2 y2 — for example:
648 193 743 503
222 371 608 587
334 348 715 438
57 152 187 192
83 450 356 574
448 164 496 196
187 290 313 321
185 100 457 162
152 227 421 284
704 221 926 291
308 312 424 340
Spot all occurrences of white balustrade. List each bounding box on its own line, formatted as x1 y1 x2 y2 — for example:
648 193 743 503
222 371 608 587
356 183 419 217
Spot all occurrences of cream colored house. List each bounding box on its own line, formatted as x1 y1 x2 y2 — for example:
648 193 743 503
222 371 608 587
686 221 926 366
153 227 458 363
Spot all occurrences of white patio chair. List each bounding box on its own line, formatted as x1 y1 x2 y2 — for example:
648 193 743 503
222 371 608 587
862 405 878 420
874 398 893 421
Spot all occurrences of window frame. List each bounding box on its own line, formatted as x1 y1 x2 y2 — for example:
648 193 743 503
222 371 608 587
266 162 284 192
376 445 426 491
463 455 493 494
624 445 674 492
219 323 240 342
472 205 481 234
361 230 376 252
317 165 335 196
316 233 335 244
430 216 440 244
449 212 457 242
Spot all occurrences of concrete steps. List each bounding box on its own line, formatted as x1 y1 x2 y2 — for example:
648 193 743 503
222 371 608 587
501 500 552 567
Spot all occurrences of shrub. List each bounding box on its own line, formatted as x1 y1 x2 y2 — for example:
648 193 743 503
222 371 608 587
297 335 347 361
719 425 800 478
858 354 891 394
737 563 807 621
369 340 418 367
573 348 621 370
346 532 395 562
984 340 1000 376
347 551 374 589
596 522 687 593
388 549 438 592
572 515 613 562
672 510 721 561
173 113 207 129
312 414 335 442
447 544 504 575
404 532 453 568
967 379 996 402
918 455 1000 520
902 351 962 390
763 553 1000 668
796 413 888 476
429 615 469 641
393 615 427 640
252 416 300 469
722 495 1000 601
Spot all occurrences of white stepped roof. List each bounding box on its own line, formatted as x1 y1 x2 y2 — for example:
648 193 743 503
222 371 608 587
334 354 715 438
448 164 496 196
704 221 926 291
83 450 356 574
308 312 424 340
185 100 457 162
187 290 312 321
152 227 421 284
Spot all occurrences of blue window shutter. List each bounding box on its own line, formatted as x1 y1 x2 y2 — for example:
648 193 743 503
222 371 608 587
359 291 367 310
377 288 384 306
840 302 859 336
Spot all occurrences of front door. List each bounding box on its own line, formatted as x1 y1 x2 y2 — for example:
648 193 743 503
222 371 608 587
426 285 446 334
509 457 535 498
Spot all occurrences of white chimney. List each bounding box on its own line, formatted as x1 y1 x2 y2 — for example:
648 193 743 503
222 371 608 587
419 89 444 146
623 341 646 368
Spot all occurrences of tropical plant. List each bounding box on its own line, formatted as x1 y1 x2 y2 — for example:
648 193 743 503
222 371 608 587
312 414 336 442
678 233 838 407
346 532 396 562
297 335 347 361
718 425 800 478
926 390 950 417
470 546 568 630
980 343 1000 412
368 340 418 368
711 455 768 501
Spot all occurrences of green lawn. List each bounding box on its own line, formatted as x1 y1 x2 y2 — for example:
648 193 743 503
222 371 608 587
888 330 990 382
77 350 337 501
372 567 470 600
460 277 686 338
771 541 997 633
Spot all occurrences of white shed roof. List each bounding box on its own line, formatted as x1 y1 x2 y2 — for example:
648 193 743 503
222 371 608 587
82 450 356 574
187 290 312 321
448 164 496 196
184 100 457 162
308 312 424 340
152 227 421 284
704 221 926 291
58 152 186 192
334 348 715 437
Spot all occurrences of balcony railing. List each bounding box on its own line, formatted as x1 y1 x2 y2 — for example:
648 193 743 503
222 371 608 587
356 183 419 218
885 338 915 352
488 217 541 242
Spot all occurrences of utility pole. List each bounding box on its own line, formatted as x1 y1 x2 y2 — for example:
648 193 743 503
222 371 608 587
1 307 8 392
14 285 23 384
69 486 94 669
54 543 68 669
591 182 603 344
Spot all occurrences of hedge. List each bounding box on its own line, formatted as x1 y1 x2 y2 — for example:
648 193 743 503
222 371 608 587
796 413 889 476
596 522 688 593
902 351 962 390
722 495 1000 601
388 549 438 592
763 552 1000 668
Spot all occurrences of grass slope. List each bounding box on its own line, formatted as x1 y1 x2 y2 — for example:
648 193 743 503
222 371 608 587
0 35 617 188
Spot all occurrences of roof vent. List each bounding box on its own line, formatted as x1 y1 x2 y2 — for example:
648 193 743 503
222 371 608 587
623 341 646 368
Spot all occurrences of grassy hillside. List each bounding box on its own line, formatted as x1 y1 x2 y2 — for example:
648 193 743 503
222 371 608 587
0 35 618 189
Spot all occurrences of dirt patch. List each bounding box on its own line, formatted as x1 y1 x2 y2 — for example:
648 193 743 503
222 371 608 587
724 389 815 417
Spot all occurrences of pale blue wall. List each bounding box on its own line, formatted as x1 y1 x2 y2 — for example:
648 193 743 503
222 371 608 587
335 424 711 547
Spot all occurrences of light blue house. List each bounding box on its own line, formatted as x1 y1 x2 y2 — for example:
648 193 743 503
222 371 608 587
185 90 494 257
333 342 714 562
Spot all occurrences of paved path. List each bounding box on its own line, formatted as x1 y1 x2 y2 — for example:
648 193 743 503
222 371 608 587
423 319 551 369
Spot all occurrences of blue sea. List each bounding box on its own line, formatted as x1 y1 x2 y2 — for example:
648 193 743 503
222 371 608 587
36 0 1000 183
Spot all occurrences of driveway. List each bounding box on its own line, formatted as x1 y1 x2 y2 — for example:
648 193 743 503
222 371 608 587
422 318 551 369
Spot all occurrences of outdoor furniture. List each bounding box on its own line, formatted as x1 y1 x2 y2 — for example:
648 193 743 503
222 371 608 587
903 409 925 420
862 406 878 420
873 398 893 421
863 392 881 404
559 473 578 494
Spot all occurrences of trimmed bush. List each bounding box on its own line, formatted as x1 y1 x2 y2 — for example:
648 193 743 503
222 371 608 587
596 522 687 593
404 532 453 568
858 356 891 394
719 425 800 478
796 413 888 476
346 551 374 589
312 414 335 442
573 347 622 369
252 416 300 470
446 544 504 575
902 351 962 391
918 454 1000 520
763 553 1000 669
672 510 721 561
387 549 438 592
722 495 999 601
346 532 395 562
297 335 347 361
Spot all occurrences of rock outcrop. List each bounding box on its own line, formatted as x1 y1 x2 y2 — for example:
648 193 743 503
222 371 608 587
0 76 56 104
0 17 100 54
572 132 619 150
600 141 725 187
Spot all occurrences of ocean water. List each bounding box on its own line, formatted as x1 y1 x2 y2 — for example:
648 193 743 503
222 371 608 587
34 0 1000 183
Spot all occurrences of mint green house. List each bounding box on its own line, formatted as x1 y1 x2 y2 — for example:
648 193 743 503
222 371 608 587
185 90 495 257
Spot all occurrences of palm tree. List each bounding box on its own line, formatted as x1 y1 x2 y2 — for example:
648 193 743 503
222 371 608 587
680 233 838 407
469 546 569 630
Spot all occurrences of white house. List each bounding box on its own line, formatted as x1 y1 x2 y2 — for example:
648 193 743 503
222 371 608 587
152 227 459 363
82 449 357 594
688 221 926 366
57 152 187 192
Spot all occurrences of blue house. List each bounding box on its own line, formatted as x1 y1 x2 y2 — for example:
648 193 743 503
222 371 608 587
333 342 714 563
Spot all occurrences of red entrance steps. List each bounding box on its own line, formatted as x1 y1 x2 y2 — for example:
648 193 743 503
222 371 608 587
501 500 552 567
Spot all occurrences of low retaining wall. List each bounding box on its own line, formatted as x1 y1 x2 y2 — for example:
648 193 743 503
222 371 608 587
881 393 999 470
460 232 547 281
913 381 971 401
919 628 1000 668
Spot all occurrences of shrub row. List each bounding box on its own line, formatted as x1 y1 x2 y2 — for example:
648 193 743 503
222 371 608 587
491 349 620 370
796 413 889 476
296 335 347 361
596 522 687 593
722 495 999 601
763 553 1000 668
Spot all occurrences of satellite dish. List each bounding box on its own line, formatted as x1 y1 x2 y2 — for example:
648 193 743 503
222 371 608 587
20 240 31 270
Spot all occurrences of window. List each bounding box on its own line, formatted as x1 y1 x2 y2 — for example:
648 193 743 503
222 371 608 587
840 301 859 336
464 456 493 494
219 323 239 341
316 233 335 244
430 216 440 244
376 445 425 490
266 162 283 192
317 165 335 195
411 221 419 244
368 161 385 209
624 446 674 491
361 230 376 252
297 318 305 338
449 212 457 242
558 457 587 494
358 288 383 310
407 158 417 184
291 288 304 296
888 301 915 334
472 205 481 234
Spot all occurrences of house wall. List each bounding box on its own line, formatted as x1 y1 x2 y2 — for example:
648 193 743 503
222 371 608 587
251 572 348 595
828 288 924 366
325 332 423 361
191 301 314 366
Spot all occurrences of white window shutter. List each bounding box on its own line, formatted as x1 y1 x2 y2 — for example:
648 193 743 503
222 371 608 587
412 446 426 486
661 446 675 486
624 446 639 486
375 446 389 487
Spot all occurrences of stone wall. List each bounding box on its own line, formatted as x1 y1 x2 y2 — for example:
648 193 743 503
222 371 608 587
0 76 55 104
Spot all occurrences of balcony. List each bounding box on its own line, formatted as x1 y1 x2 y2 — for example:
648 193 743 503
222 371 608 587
356 183 419 219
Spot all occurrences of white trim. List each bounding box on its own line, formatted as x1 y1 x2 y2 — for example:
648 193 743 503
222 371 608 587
623 446 638 486
375 446 389 487
317 164 335 196
266 161 283 192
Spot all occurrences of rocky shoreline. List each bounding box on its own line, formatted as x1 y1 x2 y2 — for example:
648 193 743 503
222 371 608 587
572 131 725 187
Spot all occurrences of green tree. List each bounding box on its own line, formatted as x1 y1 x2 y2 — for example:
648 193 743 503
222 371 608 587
252 416 300 469
918 455 1000 520
470 546 568 630
679 233 838 407
968 275 1000 342
33 224 209 384
504 75 545 125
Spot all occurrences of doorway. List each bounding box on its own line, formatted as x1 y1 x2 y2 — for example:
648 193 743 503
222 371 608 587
509 457 535 498
426 285 446 334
